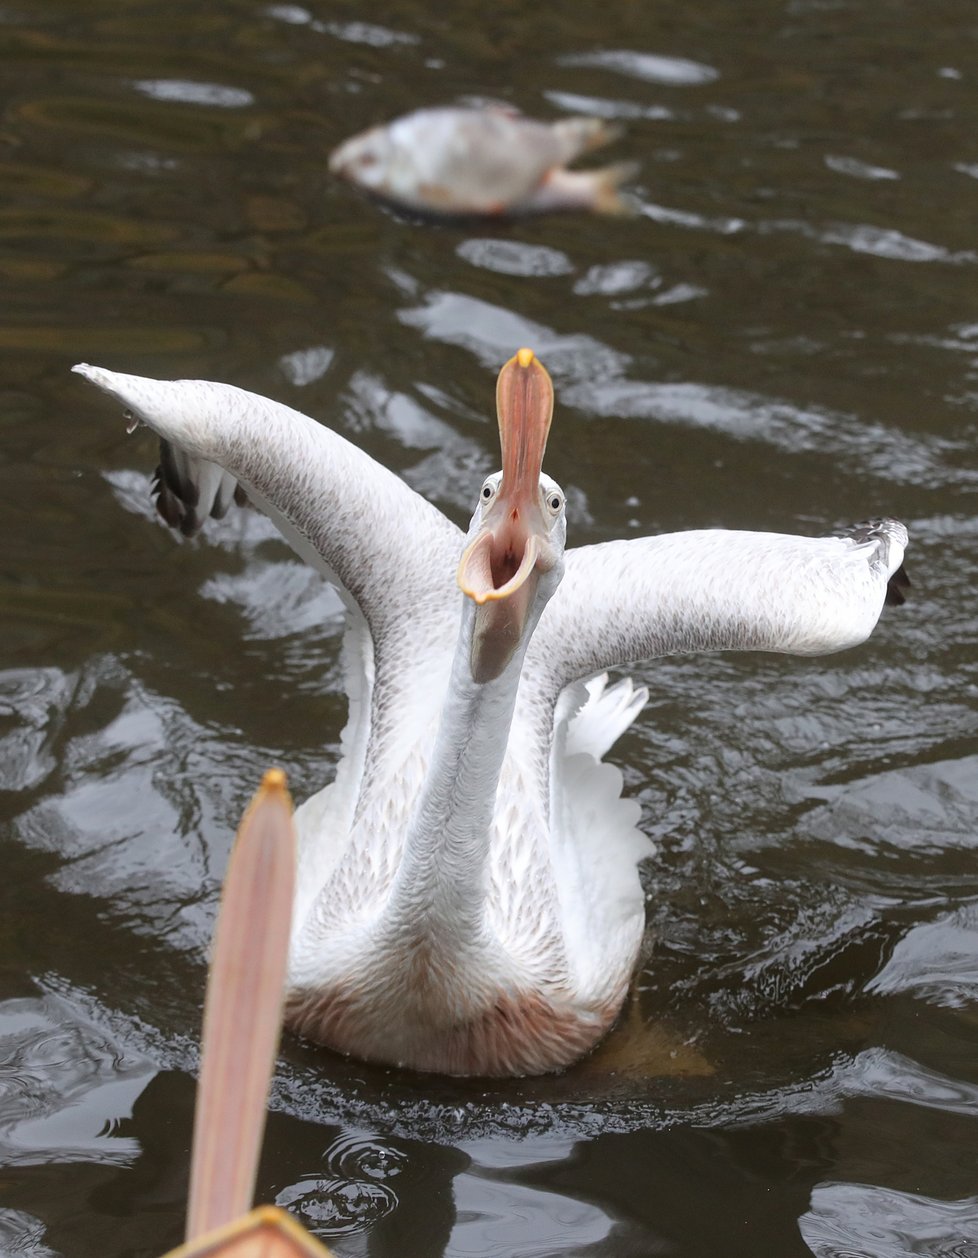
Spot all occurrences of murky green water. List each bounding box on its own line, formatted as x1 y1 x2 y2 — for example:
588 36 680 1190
2 1 978 1254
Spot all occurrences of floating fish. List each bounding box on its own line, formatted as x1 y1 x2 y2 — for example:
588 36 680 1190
328 105 637 218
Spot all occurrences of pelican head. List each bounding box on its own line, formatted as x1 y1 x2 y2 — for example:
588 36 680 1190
457 349 566 684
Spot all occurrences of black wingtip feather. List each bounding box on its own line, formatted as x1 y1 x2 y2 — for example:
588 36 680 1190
152 439 202 537
885 564 911 607
830 518 910 611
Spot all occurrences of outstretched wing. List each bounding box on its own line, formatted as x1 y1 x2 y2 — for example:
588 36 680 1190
75 365 468 927
533 519 908 689
73 365 464 638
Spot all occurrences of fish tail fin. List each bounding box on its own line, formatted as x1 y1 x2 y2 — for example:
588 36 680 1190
530 162 640 215
552 116 623 159
586 161 641 215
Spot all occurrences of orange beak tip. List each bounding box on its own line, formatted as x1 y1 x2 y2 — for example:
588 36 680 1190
462 583 492 606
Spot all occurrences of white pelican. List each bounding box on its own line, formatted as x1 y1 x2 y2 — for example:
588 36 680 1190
72 351 908 1077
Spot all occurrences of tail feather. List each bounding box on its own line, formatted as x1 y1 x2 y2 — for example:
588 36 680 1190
566 673 649 761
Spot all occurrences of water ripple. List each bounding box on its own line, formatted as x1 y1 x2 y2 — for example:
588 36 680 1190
759 217 975 265
558 50 720 86
0 1209 60 1256
640 200 746 234
800 1181 978 1257
3 0 978 1248
12 661 246 951
825 154 901 181
0 667 77 793
265 4 419 47
573 259 657 296
0 994 154 1167
821 223 972 265
275 1175 399 1236
867 903 978 1008
400 287 972 490
277 345 335 388
801 756 978 855
544 89 675 122
450 1165 613 1256
456 238 575 278
201 561 344 640
131 79 255 108
321 1130 408 1181
846 1048 978 1117
321 18 419 47
342 369 489 511
39 974 978 1149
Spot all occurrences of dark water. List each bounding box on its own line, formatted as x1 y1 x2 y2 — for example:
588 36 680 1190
2 1 978 1254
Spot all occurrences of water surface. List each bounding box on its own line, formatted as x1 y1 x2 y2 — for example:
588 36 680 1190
2 1 978 1255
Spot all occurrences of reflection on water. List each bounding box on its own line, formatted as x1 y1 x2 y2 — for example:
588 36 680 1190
0 1209 61 1258
2 0 978 1253
0 995 153 1168
800 1183 978 1258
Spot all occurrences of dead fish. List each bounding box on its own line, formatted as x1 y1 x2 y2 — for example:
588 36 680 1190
328 105 637 218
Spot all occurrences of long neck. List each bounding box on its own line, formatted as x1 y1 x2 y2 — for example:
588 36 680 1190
382 599 528 949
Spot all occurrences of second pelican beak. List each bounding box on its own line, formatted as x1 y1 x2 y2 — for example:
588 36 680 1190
457 349 556 683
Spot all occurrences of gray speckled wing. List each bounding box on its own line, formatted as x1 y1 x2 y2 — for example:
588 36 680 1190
72 364 463 643
535 522 909 689
73 365 467 942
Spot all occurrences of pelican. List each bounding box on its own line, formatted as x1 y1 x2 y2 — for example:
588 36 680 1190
72 351 908 1077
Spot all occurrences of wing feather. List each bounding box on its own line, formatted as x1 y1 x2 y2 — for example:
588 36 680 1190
73 365 463 637
534 521 908 688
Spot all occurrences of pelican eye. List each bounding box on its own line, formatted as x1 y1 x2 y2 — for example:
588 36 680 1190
481 482 495 501
545 490 564 515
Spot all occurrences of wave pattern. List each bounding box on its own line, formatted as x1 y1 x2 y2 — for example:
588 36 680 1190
3 0 978 1253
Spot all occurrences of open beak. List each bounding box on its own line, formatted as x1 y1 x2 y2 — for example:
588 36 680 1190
457 349 556 683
